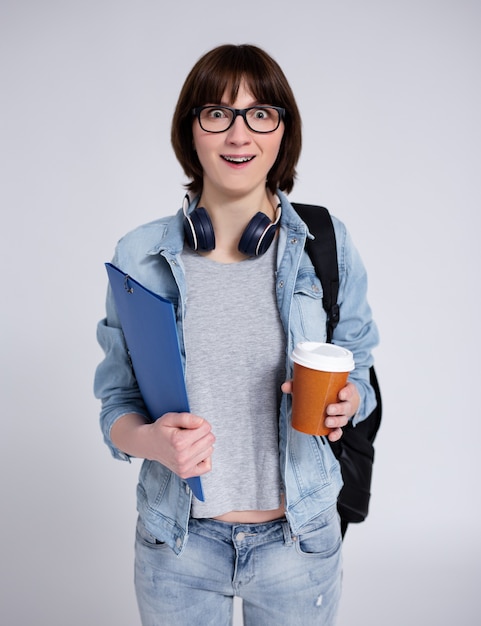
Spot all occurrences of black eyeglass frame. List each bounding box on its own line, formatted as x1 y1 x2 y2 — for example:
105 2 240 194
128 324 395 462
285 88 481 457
192 105 286 134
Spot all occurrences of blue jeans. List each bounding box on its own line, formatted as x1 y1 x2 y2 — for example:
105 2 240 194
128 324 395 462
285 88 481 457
134 507 342 625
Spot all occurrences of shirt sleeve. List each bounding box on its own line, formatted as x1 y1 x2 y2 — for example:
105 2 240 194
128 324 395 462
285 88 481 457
93 277 150 461
331 219 380 425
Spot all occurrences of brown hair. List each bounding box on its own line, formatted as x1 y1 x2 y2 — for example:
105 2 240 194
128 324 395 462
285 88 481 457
171 44 302 195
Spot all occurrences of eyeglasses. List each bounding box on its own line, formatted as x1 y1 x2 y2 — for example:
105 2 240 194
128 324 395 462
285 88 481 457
192 105 285 134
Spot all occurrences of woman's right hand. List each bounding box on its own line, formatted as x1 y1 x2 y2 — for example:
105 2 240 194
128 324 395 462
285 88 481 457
111 412 215 478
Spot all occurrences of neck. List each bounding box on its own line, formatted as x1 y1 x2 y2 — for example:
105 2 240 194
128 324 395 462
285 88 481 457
197 188 278 263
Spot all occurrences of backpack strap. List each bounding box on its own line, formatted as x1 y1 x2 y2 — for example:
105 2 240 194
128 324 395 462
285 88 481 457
292 203 340 342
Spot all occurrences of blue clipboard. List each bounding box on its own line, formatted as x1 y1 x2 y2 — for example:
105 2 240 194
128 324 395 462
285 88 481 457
105 262 204 501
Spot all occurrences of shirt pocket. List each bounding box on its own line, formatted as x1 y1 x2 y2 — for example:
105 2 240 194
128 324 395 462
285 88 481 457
291 271 327 342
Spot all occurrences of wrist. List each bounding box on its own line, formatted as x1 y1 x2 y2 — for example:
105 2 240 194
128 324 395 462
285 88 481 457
111 413 152 459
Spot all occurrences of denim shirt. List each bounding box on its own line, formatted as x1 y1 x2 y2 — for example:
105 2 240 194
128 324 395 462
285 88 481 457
94 190 379 555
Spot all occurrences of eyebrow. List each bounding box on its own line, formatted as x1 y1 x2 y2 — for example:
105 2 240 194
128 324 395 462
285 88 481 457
207 100 268 108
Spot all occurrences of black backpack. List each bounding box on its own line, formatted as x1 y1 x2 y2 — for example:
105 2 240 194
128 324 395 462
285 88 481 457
292 203 382 537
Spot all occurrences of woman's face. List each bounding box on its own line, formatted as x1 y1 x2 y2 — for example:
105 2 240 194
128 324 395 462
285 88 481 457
192 81 285 201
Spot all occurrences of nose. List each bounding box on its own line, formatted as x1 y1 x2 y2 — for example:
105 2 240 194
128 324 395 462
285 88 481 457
225 113 251 143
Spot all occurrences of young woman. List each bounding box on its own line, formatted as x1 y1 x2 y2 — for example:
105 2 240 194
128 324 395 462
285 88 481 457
95 44 378 625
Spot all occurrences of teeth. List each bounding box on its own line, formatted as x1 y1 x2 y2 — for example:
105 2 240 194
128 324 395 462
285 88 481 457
223 156 253 163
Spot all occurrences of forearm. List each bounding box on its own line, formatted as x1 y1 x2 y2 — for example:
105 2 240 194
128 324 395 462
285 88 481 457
95 314 152 459
110 413 153 460
111 411 215 478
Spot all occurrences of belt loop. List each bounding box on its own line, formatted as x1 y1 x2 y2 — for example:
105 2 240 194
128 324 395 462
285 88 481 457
282 520 293 546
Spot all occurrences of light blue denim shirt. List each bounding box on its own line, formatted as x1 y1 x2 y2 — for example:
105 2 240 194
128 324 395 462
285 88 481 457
94 190 379 554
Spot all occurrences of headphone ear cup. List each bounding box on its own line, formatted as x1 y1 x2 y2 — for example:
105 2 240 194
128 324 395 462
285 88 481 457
184 207 216 251
238 212 276 256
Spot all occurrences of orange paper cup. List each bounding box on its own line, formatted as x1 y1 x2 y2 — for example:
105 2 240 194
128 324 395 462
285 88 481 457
291 342 355 436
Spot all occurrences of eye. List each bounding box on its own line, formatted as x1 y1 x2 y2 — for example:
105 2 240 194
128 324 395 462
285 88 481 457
207 107 229 119
252 108 271 120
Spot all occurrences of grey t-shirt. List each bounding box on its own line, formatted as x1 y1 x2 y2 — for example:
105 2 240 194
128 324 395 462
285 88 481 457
181 242 285 518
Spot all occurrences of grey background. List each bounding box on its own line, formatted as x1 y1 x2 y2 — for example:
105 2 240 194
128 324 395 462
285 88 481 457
1 1 480 624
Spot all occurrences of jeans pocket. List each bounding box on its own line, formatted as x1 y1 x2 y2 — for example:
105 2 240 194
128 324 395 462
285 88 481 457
295 510 341 558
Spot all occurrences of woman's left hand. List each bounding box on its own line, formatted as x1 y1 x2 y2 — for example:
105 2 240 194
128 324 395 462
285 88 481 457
281 380 360 442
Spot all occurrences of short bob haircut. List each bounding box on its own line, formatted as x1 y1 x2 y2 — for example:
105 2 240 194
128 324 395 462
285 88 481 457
171 44 302 196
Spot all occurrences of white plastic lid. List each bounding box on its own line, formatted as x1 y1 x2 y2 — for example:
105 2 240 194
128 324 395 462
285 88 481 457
291 342 355 372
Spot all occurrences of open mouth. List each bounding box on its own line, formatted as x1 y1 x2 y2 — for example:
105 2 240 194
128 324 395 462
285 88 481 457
221 155 255 164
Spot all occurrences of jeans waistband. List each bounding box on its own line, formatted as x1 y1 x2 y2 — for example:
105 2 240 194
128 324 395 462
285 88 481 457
188 516 293 547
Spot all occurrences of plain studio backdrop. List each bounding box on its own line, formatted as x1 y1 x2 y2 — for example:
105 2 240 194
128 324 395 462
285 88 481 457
1 1 480 625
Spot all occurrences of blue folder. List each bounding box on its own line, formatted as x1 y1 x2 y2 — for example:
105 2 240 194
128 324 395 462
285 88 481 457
105 262 204 501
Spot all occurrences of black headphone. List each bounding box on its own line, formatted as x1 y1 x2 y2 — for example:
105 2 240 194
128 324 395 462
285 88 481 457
183 195 282 257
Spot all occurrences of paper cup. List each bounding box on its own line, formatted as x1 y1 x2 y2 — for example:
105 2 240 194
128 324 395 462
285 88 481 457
291 342 355 436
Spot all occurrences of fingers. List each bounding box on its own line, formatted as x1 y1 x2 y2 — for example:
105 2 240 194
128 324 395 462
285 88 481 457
172 425 215 478
169 416 215 478
160 411 206 430
150 413 215 478
327 427 343 443
325 382 360 428
325 402 351 427
191 455 213 476
339 381 360 413
326 382 358 439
